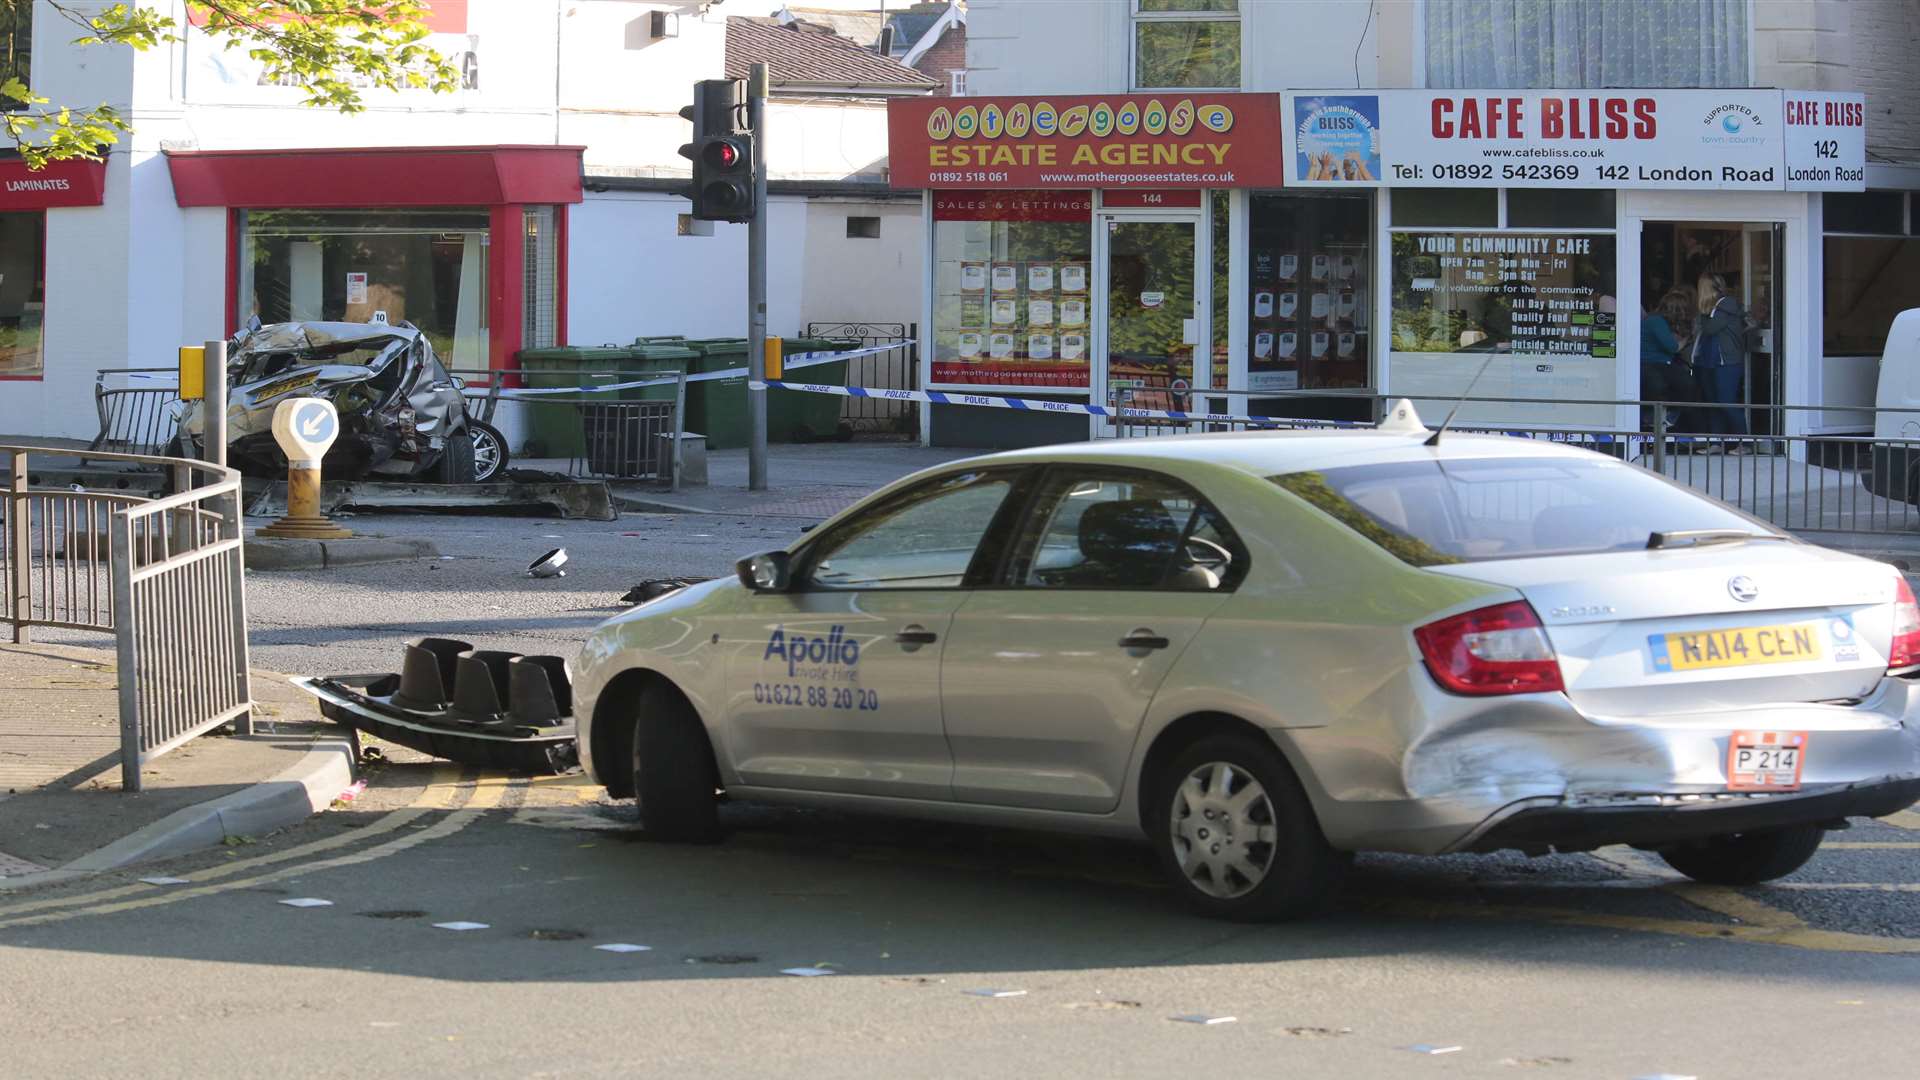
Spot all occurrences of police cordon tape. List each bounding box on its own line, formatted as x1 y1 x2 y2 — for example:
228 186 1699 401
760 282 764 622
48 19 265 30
461 343 907 398
121 342 908 395
748 378 1680 450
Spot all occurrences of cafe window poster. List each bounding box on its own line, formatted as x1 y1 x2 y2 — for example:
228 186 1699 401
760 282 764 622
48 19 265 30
932 190 1093 389
1389 230 1619 415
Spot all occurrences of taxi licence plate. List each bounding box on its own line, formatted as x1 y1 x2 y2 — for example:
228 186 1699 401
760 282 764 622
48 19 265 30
1648 622 1821 673
1728 730 1808 791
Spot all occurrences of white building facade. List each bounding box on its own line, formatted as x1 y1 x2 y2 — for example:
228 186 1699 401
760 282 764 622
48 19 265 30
0 0 931 442
902 0 1919 446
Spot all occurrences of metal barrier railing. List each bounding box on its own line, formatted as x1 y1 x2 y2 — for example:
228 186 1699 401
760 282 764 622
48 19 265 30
452 366 686 488
3 443 251 791
806 322 918 436
1109 389 1920 540
91 368 181 454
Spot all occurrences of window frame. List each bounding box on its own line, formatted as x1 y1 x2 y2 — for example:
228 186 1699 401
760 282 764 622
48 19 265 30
995 464 1250 593
1130 0 1242 93
789 466 1039 594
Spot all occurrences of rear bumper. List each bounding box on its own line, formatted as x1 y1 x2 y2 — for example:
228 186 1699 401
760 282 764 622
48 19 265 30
1456 776 1920 854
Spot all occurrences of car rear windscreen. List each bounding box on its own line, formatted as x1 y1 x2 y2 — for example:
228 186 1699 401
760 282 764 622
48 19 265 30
1271 457 1778 565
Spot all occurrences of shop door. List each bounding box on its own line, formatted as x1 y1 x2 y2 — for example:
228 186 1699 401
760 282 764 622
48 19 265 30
1096 216 1202 434
1743 223 1785 437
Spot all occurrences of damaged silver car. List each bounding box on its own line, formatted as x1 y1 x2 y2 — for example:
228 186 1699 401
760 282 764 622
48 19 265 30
176 320 508 482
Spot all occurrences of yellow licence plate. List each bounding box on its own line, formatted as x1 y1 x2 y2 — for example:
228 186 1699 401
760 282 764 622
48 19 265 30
1649 623 1821 673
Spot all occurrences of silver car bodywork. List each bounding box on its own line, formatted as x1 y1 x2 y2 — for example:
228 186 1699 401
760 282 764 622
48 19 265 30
180 321 469 479
570 429 1920 857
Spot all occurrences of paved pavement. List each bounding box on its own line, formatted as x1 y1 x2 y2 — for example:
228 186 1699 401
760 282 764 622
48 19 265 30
2 761 1918 1077
0 642 347 879
603 440 977 517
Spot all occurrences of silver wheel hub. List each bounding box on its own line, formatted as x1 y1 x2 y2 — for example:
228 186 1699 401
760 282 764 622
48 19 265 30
1170 761 1279 899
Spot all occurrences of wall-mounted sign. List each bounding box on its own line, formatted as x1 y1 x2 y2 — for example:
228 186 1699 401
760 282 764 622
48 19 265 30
1282 89 1865 192
890 93 1286 190
0 158 107 210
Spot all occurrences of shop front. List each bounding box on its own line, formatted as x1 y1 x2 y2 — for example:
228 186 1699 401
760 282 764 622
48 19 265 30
0 156 108 384
164 145 583 379
889 87 1876 447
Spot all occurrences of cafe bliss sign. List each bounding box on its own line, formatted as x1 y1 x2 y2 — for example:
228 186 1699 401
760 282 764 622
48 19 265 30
1283 89 1865 192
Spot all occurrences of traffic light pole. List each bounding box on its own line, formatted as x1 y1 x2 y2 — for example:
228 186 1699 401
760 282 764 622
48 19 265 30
746 63 770 492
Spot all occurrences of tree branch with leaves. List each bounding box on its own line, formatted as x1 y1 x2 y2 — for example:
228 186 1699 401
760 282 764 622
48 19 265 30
2 0 460 168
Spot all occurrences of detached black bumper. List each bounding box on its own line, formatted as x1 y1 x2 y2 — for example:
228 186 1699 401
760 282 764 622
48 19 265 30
1463 777 1920 854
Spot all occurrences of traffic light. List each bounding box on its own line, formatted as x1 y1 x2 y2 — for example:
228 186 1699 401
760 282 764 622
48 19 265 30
678 79 756 223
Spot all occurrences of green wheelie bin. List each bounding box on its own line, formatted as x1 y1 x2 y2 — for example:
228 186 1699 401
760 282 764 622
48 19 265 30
517 345 635 459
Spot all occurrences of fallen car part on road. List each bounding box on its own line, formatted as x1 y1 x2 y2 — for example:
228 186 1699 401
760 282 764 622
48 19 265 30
294 637 579 774
528 548 569 578
620 577 712 605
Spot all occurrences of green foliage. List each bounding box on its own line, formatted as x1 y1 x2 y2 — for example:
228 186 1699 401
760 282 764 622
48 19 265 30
4 1 459 168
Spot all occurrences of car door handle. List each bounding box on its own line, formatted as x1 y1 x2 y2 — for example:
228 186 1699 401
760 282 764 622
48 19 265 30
1119 629 1171 651
894 625 938 647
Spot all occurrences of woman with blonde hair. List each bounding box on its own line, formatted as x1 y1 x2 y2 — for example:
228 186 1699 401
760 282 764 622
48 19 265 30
1692 273 1749 450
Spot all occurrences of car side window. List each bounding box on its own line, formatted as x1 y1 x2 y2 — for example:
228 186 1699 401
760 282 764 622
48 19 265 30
803 470 1016 591
1014 470 1246 592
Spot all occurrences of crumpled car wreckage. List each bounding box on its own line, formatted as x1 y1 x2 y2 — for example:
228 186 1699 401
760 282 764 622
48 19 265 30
177 320 508 483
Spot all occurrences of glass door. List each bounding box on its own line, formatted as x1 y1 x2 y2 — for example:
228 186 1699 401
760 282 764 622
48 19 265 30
1097 215 1201 432
1742 223 1783 437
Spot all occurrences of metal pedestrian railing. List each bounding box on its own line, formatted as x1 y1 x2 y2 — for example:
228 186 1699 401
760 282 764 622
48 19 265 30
806 321 918 437
91 368 181 454
3 443 252 791
454 366 687 488
1109 389 1920 541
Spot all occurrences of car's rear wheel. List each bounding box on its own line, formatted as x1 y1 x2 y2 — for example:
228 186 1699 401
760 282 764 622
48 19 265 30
631 682 721 843
1148 732 1349 921
469 421 509 483
1657 824 1824 885
437 430 476 484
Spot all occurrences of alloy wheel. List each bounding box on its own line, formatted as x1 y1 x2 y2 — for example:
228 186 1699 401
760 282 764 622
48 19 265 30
1169 761 1279 899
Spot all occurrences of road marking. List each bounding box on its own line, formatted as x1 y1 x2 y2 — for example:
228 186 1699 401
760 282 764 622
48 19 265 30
1878 810 1920 831
1672 884 1805 931
1772 882 1920 892
0 778 521 930
1377 897 1920 954
1824 841 1920 849
0 773 514 928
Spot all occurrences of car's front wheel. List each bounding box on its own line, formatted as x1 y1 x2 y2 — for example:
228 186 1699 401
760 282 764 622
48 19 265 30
1148 732 1349 921
1657 824 1825 885
631 682 721 843
469 420 510 483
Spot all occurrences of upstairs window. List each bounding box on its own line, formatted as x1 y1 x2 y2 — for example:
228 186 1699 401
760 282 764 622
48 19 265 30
1426 0 1747 89
1134 0 1240 91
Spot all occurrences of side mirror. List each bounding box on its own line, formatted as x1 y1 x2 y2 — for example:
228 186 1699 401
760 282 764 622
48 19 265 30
735 550 792 593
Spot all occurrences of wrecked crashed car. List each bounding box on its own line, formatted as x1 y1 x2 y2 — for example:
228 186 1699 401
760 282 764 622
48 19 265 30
176 320 508 483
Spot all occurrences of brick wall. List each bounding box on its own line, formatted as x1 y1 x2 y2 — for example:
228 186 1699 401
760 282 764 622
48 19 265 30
1755 0 1920 159
913 22 967 96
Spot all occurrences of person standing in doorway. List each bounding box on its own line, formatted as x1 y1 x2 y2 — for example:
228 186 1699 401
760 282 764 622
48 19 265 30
1640 286 1681 432
1693 274 1749 451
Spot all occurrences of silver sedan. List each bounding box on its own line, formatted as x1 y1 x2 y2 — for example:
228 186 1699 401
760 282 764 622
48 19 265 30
571 405 1920 921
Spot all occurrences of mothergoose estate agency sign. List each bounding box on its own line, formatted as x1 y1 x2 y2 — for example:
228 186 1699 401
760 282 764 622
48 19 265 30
887 93 1287 189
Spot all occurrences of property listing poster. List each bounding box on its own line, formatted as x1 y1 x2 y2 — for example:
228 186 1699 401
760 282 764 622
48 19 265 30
931 191 1093 388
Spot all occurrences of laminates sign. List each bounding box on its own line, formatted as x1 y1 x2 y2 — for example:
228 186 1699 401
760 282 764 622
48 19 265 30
1284 90 1866 192
888 93 1286 189
0 158 107 210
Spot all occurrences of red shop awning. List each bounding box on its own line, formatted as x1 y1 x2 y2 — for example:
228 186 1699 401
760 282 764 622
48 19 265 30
165 145 585 208
0 157 108 210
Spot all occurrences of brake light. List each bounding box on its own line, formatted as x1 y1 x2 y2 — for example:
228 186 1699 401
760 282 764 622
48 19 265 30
1890 578 1920 673
1414 600 1566 696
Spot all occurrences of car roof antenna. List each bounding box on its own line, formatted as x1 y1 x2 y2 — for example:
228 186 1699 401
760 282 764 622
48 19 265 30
1424 351 1500 447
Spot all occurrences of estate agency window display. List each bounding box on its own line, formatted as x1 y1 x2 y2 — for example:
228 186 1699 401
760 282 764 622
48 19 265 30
1245 193 1371 394
931 191 1093 389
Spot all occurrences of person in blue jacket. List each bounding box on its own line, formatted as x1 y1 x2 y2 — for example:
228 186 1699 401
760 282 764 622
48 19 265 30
1692 274 1749 451
1640 286 1681 431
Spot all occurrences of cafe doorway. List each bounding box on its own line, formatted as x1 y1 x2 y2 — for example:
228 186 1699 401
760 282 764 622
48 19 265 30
1641 221 1784 436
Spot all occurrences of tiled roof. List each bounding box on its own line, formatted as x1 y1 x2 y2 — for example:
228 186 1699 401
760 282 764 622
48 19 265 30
726 17 938 92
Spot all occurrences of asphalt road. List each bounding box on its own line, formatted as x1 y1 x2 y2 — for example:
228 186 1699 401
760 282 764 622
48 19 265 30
11 509 1920 1077
3 759 1919 1079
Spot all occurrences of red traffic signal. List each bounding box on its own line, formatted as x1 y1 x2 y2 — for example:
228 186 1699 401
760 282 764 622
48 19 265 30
705 140 740 169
